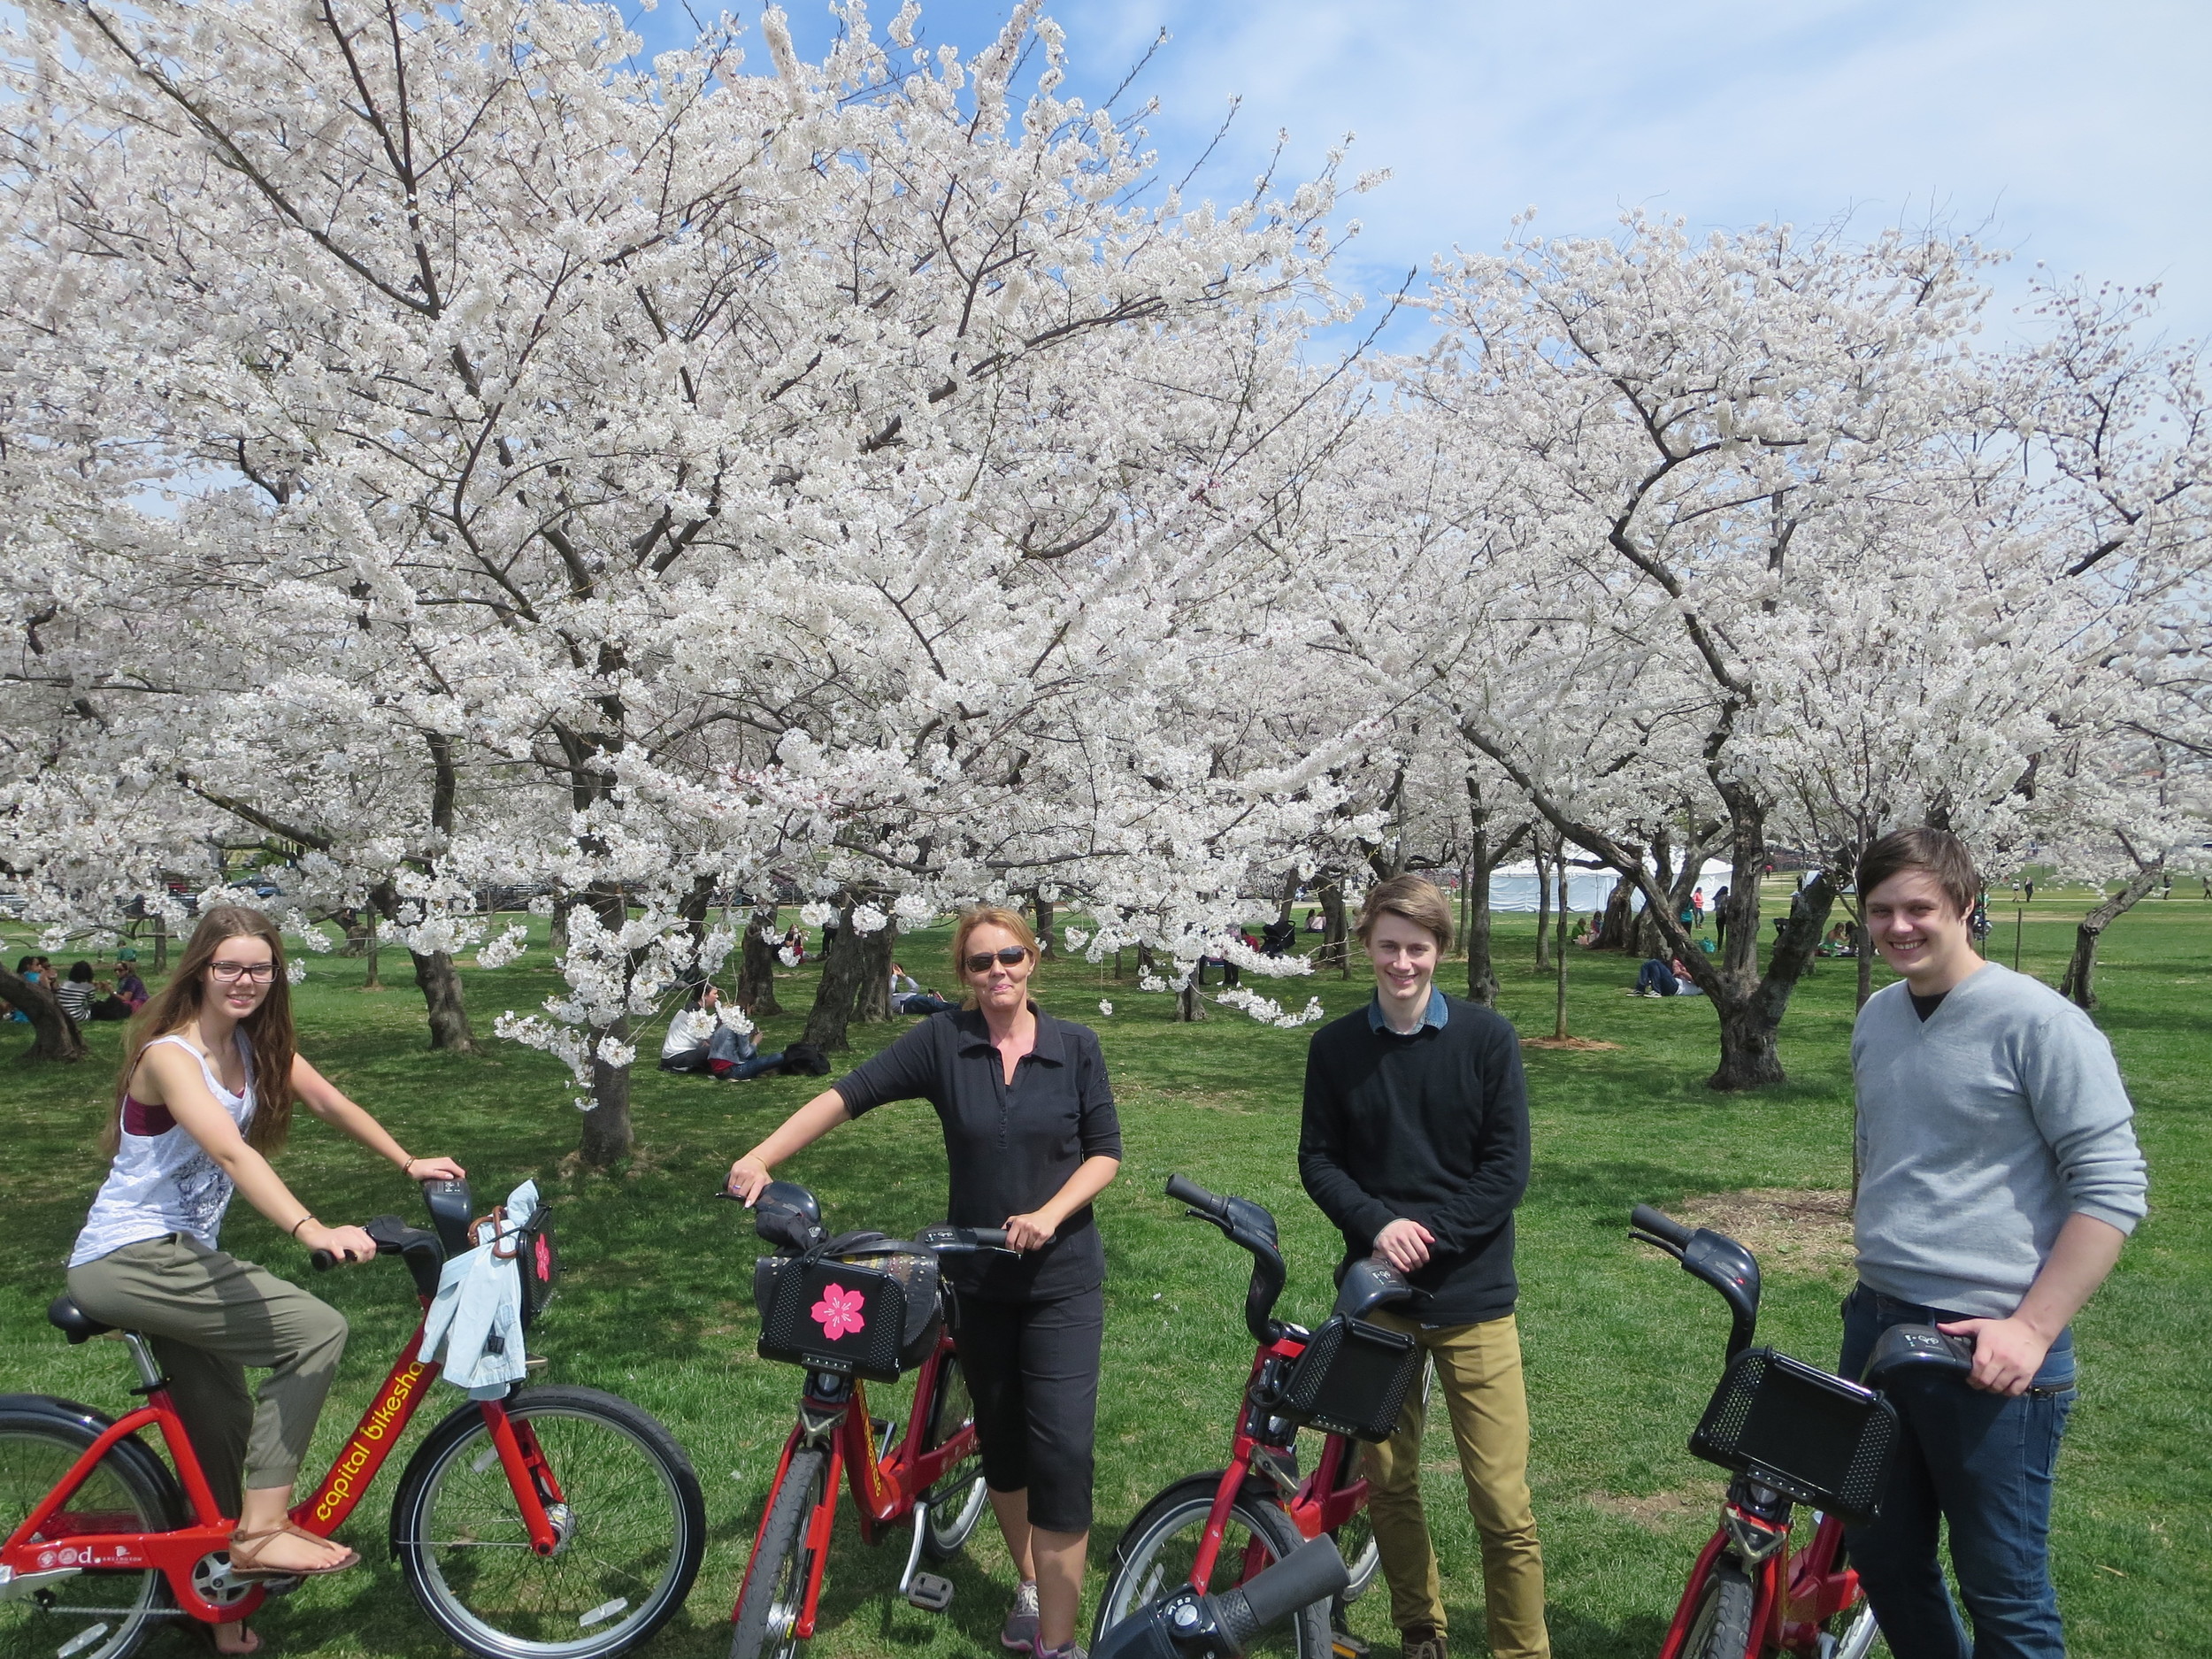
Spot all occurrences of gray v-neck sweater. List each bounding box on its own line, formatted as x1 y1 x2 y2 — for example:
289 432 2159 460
1852 963 2147 1317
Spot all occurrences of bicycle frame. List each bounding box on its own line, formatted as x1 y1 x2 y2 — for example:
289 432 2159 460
4 1318 561 1625
732 1330 979 1642
1656 1497 1861 1659
1187 1334 1372 1596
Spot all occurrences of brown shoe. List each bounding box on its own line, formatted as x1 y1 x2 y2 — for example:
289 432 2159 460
1401 1628 1448 1659
227 1522 360 1580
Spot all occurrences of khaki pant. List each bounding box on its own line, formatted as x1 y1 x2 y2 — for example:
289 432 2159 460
1363 1310 1549 1658
68 1234 348 1516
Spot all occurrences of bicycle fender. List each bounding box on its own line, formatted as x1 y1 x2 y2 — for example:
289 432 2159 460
0 1394 187 1530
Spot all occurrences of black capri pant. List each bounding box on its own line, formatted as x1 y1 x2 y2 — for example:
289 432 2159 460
950 1284 1103 1534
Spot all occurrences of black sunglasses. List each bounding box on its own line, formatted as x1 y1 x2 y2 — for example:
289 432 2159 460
964 946 1032 973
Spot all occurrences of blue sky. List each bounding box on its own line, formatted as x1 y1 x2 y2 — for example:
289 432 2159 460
624 0 2212 348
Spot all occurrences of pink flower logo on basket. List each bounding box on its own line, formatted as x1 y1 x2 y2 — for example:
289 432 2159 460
534 1233 552 1279
810 1283 867 1340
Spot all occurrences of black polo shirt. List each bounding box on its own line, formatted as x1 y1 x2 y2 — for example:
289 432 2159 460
835 1003 1122 1302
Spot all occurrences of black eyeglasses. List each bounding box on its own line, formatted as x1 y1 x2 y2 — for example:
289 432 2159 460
209 961 278 984
964 947 1031 973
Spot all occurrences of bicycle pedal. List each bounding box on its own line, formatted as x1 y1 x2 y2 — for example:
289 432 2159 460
903 1572 954 1612
1331 1632 1370 1658
257 1574 304 1599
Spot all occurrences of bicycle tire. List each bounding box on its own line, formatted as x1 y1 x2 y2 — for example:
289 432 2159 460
730 1447 829 1659
1680 1561 1756 1659
1093 1473 1329 1657
391 1385 705 1659
917 1354 987 1560
0 1402 183 1659
1828 1599 1879 1659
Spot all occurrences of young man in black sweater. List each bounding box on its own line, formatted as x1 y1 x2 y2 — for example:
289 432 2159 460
1299 875 1548 1659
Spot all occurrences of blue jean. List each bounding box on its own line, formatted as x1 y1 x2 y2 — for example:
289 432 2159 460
717 1051 783 1080
1634 960 1678 995
1839 1284 2077 1659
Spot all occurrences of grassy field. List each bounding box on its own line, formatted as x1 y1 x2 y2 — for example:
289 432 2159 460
2 887 2204 1658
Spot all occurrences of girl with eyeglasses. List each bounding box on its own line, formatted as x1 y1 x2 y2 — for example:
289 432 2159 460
65 907 463 1655
727 905 1121 1659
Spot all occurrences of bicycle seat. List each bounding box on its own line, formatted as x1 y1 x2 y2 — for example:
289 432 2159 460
48 1294 118 1345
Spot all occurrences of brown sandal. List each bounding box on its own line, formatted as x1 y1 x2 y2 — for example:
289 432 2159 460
227 1522 360 1580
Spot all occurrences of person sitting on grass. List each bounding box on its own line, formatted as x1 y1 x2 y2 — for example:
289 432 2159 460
707 1012 785 1080
658 984 718 1073
65 906 464 1655
115 949 150 1010
1631 957 1679 996
891 962 957 1016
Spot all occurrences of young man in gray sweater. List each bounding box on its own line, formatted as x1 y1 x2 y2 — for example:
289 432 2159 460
1844 829 2147 1659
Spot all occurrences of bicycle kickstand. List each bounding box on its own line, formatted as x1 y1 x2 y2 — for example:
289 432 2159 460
897 1508 954 1612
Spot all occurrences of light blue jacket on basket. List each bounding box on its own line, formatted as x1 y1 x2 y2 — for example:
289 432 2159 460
418 1179 541 1399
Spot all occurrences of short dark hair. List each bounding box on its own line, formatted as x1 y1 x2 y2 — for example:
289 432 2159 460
1356 874 1455 954
1857 827 1978 916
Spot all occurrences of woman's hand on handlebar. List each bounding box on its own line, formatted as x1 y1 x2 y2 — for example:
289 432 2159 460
305 1222 377 1265
726 1154 772 1204
403 1154 465 1181
1372 1217 1435 1274
1003 1210 1058 1252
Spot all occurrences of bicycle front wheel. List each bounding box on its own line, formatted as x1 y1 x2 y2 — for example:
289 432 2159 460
392 1385 705 1659
1679 1561 1756 1659
730 1448 829 1659
1093 1474 1329 1657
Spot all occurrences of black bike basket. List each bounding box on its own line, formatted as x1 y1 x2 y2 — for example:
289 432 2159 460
1269 1315 1421 1442
499 1204 558 1330
755 1250 943 1384
1689 1348 1900 1524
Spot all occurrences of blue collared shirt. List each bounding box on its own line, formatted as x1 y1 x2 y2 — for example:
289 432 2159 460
1367 986 1450 1034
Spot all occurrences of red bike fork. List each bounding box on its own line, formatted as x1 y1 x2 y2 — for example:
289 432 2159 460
476 1400 561 1554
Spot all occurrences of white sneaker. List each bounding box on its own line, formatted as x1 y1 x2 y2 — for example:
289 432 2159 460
1002 1581 1041 1653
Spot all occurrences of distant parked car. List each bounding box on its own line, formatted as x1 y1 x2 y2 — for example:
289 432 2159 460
0 891 27 918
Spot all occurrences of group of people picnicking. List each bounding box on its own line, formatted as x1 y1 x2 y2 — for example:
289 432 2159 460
5 949 150 1025
42 825 2147 1659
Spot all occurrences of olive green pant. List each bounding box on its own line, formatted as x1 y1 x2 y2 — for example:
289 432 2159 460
1362 1310 1550 1658
68 1234 349 1517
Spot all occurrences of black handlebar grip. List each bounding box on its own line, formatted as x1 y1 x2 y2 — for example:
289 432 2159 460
1631 1204 1694 1248
1215 1537 1351 1651
1165 1172 1225 1215
971 1227 1011 1249
310 1249 335 1271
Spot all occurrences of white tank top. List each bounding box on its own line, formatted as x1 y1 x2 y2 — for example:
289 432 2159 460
69 1033 258 1267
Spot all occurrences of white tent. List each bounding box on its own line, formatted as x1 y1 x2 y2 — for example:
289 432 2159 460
1485 859 1734 915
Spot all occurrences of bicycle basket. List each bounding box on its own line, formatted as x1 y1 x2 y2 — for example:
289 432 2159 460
1689 1348 1899 1523
755 1249 943 1383
1268 1315 1420 1442
512 1204 557 1330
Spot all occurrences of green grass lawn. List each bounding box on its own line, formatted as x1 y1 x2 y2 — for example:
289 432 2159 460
3 887 2205 1657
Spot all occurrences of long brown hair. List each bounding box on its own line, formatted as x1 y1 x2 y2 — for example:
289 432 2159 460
104 906 299 1156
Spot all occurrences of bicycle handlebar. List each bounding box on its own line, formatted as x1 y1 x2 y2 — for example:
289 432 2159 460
1164 1173 1289 1348
1215 1537 1353 1651
1630 1204 1694 1249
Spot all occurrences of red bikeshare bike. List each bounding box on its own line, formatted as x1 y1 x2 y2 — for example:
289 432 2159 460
722 1180 1009 1659
2 1178 705 1659
1630 1202 1975 1659
1093 1175 1425 1659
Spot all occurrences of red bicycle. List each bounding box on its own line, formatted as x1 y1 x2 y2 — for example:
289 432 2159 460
1093 1175 1423 1659
723 1181 1007 1659
1630 1202 1972 1659
2 1178 705 1659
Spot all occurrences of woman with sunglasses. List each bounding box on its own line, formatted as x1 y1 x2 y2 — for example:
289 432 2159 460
727 906 1121 1659
65 907 463 1655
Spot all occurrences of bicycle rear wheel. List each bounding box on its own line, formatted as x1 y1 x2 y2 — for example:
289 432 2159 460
1093 1474 1328 1657
729 1448 829 1659
0 1404 181 1659
916 1355 987 1560
392 1385 705 1659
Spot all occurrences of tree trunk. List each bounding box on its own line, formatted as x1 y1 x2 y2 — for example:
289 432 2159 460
1703 872 1836 1089
1857 917 1875 1009
1533 834 1553 971
1032 890 1056 959
336 909 372 956
0 966 89 1062
802 902 871 1051
2060 864 2162 1010
152 910 169 974
1317 876 1349 977
736 902 783 1016
850 917 898 1024
579 1021 634 1166
1595 879 1634 951
1463 787 1527 1006
1552 843 1571 1040
1176 979 1208 1022
408 949 477 1052
363 912 384 990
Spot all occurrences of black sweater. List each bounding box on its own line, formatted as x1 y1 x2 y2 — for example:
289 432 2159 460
1297 993 1531 1325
